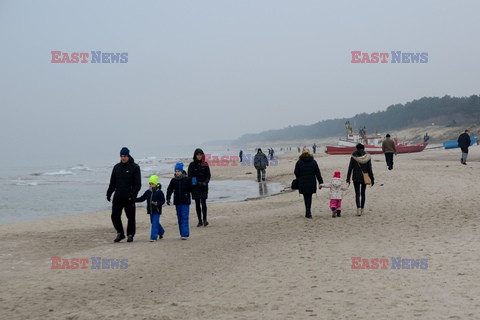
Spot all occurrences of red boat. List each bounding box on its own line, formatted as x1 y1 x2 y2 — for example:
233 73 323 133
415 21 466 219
325 142 428 155
325 122 428 155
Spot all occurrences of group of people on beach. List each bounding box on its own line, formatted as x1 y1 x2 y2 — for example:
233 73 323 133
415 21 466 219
294 142 374 219
294 129 473 219
105 129 473 242
106 147 211 242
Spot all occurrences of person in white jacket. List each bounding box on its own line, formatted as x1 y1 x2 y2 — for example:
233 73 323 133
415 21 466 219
320 171 349 218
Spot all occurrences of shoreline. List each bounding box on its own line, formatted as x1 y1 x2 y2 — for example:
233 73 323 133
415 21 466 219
1 146 479 319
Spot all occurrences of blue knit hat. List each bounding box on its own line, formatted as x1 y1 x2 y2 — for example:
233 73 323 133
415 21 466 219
120 147 130 156
174 162 184 172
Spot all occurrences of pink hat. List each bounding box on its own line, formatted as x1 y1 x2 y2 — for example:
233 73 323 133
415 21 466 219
333 171 341 178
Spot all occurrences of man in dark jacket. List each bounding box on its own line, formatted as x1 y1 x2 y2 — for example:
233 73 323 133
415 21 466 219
188 148 211 227
254 148 269 182
381 134 397 170
106 147 142 243
294 149 324 218
457 130 471 165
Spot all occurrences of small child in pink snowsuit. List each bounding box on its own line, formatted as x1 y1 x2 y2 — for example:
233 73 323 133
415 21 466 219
320 171 349 218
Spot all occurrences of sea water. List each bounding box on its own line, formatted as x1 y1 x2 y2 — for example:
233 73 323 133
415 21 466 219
0 151 285 224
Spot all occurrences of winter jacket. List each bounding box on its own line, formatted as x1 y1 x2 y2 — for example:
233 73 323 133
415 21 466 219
321 178 349 200
188 148 211 199
135 186 165 215
294 153 324 194
106 156 141 200
457 133 471 153
382 138 397 154
166 172 192 205
346 150 374 185
254 151 269 170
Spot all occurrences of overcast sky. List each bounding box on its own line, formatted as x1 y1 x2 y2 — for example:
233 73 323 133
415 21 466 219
1 0 479 166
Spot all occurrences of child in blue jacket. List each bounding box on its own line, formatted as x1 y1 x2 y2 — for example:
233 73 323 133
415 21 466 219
166 162 192 240
136 175 165 241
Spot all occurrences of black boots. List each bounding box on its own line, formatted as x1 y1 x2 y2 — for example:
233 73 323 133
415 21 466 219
114 233 125 243
197 220 209 227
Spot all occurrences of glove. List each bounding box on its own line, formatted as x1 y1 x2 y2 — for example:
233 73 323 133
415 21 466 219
167 200 171 206
107 196 111 202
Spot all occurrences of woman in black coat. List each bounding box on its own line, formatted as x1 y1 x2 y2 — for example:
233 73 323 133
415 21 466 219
294 149 324 218
346 143 374 216
188 148 211 227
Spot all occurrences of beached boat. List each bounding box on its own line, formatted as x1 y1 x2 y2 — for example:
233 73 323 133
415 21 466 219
325 122 428 155
443 136 478 149
325 142 428 155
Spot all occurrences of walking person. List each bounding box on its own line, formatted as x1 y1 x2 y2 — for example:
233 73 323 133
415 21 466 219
166 162 192 240
346 143 374 216
254 148 269 182
135 175 165 241
320 171 349 218
382 134 397 170
294 149 324 219
188 148 211 227
457 129 471 165
106 147 142 243
239 150 243 162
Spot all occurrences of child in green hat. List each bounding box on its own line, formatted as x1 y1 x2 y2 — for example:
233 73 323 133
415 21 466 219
136 174 165 241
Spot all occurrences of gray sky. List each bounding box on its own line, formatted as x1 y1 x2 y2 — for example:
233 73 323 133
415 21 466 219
1 0 479 166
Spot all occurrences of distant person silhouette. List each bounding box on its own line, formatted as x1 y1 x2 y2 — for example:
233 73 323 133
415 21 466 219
254 148 269 182
382 134 397 170
457 130 471 165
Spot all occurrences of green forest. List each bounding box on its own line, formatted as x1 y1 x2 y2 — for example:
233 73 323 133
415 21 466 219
233 94 480 144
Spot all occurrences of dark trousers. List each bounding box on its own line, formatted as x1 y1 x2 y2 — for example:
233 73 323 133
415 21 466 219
111 197 136 236
385 153 394 169
195 198 207 222
353 182 367 209
461 147 468 163
303 193 313 214
256 169 266 182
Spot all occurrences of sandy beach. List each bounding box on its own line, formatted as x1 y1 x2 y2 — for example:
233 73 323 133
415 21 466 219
1 145 479 319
